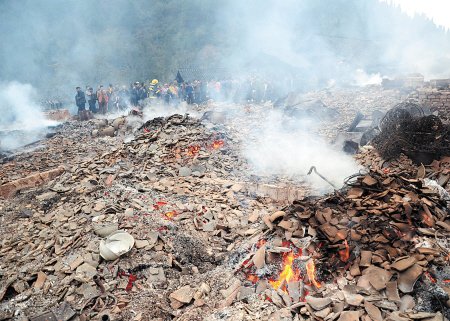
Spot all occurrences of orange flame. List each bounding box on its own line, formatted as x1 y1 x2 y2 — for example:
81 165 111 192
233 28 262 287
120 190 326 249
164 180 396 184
256 239 267 248
247 274 259 284
269 251 301 291
187 145 201 156
443 279 450 284
339 240 350 262
425 272 437 283
164 210 177 220
211 140 224 150
306 260 321 289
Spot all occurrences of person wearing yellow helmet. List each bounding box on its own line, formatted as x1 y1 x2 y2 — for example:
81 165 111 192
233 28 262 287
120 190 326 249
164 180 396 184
149 79 160 98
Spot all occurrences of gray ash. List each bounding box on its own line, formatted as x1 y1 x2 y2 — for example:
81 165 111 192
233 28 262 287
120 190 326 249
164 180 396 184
414 271 450 319
172 234 218 270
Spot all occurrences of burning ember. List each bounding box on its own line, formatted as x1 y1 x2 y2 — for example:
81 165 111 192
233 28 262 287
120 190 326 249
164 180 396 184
153 200 168 210
306 259 321 289
269 251 301 290
339 240 350 262
187 145 201 156
242 240 322 297
164 210 177 220
425 271 437 283
256 239 267 248
211 140 225 150
420 210 435 227
246 274 259 284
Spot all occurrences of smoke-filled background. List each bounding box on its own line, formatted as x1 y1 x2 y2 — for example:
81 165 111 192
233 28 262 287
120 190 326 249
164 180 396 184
0 0 449 185
1 0 450 97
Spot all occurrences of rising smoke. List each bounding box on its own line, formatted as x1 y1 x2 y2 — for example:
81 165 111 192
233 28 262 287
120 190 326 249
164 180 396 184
209 0 449 189
0 0 448 182
1 0 449 98
237 108 360 192
216 0 450 85
0 82 57 151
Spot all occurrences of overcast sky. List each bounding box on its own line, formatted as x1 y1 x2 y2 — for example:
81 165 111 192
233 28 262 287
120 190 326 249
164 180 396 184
380 0 450 29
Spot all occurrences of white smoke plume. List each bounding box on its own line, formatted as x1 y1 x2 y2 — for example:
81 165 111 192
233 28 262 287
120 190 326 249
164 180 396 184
0 81 57 151
238 108 360 192
352 69 383 86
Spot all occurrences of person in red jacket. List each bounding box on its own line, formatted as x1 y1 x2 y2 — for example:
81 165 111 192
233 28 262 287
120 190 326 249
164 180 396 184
97 86 109 114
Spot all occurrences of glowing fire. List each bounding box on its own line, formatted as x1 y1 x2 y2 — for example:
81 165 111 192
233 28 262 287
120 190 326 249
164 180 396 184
269 251 300 290
339 240 350 262
187 145 201 156
425 271 437 283
211 140 224 150
256 239 267 248
443 279 450 283
420 211 434 227
153 200 168 210
306 260 321 289
164 210 177 220
247 274 259 284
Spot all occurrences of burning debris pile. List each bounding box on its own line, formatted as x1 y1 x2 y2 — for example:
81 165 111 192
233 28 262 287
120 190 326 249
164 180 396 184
237 167 450 320
372 102 450 163
0 112 309 320
0 98 449 321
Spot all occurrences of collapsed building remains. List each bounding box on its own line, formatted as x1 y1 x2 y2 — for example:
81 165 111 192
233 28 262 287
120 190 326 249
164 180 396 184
0 86 449 321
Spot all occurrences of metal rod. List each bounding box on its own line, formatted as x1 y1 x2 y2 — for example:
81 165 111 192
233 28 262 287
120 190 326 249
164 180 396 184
307 166 338 189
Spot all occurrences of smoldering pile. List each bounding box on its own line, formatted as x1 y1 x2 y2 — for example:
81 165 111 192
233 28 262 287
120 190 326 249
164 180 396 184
0 99 449 321
237 166 450 320
372 102 450 163
0 111 304 320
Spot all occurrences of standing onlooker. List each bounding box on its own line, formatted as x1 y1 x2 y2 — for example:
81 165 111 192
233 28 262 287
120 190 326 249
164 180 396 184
169 81 178 105
185 82 194 104
118 85 129 110
75 87 86 113
162 83 171 105
194 80 201 104
138 83 147 107
130 83 139 107
148 79 158 99
107 84 114 111
97 86 108 114
87 87 97 113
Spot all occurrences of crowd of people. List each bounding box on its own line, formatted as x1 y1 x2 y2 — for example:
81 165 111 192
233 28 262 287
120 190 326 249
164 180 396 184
75 78 277 114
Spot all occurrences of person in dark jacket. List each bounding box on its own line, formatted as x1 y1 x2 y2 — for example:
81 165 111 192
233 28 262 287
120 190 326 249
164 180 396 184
118 85 129 110
185 83 194 104
138 83 147 107
107 84 114 111
75 87 86 112
86 87 97 113
130 83 139 107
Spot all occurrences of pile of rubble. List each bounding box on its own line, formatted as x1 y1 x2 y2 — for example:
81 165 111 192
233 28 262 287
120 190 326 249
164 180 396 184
0 112 307 320
409 86 450 123
0 95 449 321
299 87 406 140
237 165 449 320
